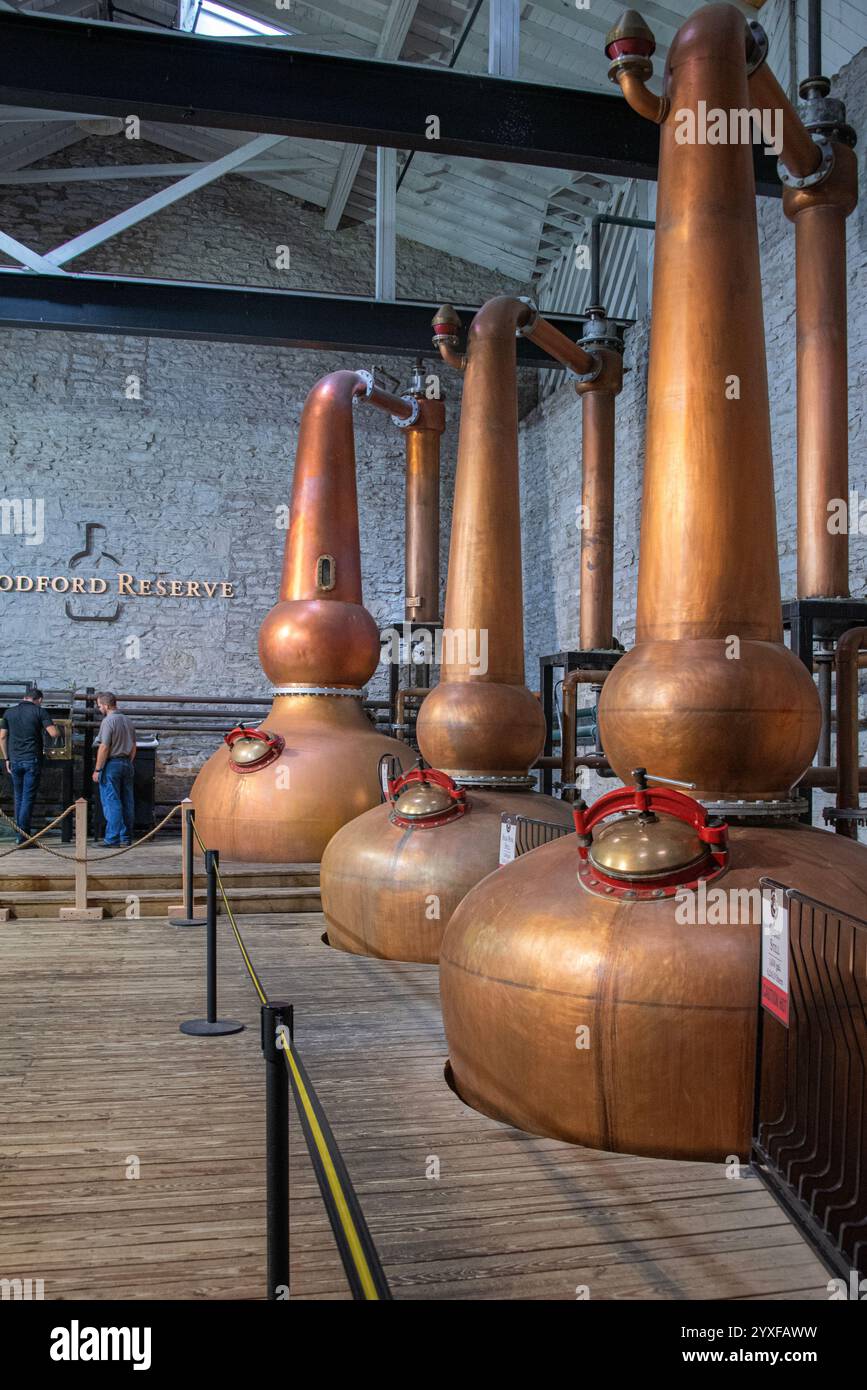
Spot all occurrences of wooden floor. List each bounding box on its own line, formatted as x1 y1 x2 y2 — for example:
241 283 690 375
0 906 830 1301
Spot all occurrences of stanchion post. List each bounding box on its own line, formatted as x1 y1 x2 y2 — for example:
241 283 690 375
60 798 104 921
180 847 244 1037
262 1000 293 1300
168 800 207 926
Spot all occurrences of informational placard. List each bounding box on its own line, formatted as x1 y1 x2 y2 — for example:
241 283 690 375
761 883 790 1026
499 816 517 866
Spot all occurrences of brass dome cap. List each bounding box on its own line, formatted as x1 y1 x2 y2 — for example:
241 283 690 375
393 782 457 819
605 9 655 51
230 735 272 766
588 811 707 881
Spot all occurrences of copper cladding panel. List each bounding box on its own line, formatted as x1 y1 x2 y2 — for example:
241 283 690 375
440 823 867 1161
191 696 412 863
321 790 573 963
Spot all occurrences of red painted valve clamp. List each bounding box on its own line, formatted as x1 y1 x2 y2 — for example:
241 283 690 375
224 725 285 774
388 766 469 829
573 782 729 900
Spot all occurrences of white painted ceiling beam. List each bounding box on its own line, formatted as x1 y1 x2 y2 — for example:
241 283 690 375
375 145 396 300
0 157 321 185
0 229 68 274
322 0 420 230
488 0 520 77
42 133 288 267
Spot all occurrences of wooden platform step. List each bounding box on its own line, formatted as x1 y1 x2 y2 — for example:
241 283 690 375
0 865 320 893
0 885 322 920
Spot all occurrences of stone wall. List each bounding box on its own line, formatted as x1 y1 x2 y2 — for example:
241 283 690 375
0 136 533 782
518 46 867 827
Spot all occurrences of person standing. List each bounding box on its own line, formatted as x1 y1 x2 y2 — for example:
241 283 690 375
93 692 137 847
0 689 59 846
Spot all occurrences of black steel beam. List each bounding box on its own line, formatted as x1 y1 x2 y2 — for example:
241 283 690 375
0 270 620 363
0 12 781 194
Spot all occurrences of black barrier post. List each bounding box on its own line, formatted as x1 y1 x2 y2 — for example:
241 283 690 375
180 849 244 1037
169 803 207 927
262 1000 293 1300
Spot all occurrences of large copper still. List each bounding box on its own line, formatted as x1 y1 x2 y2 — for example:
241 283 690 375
191 370 414 862
320 296 579 961
438 4 867 1161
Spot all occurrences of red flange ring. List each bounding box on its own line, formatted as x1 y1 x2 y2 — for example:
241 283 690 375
224 725 285 774
388 766 469 829
573 784 729 900
605 36 655 60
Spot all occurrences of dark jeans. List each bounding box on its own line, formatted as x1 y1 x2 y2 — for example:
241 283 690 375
10 756 42 843
99 757 135 845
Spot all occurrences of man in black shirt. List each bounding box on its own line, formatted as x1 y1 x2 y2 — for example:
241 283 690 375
0 690 59 846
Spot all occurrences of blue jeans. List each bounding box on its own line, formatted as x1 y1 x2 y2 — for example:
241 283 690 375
10 757 42 843
99 758 135 844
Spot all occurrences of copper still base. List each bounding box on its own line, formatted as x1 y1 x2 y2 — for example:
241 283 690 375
439 823 867 1161
190 695 411 863
321 790 573 962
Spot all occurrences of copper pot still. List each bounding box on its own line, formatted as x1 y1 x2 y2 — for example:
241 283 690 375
191 370 412 862
439 2 866 1161
321 296 573 962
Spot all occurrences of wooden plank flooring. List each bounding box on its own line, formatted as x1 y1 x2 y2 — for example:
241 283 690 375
0 908 830 1301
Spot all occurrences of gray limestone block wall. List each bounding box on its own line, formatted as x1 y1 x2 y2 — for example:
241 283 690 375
0 135 535 782
518 45 867 827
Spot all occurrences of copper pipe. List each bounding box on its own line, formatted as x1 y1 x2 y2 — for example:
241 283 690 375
817 652 833 766
598 3 820 800
561 669 611 799
615 70 668 124
747 56 821 182
364 381 415 419
416 295 547 778
435 341 467 373
835 627 867 838
575 348 623 650
802 766 867 790
784 146 858 598
432 303 467 372
521 310 596 377
433 296 529 687
395 685 429 733
404 397 444 623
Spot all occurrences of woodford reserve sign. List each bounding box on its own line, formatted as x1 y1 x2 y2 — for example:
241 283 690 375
0 572 236 598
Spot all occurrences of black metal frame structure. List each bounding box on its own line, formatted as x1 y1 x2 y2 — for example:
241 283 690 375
0 271 615 363
0 12 782 192
538 649 621 795
752 879 867 1284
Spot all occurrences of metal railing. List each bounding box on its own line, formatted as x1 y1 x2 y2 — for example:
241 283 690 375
752 879 867 1282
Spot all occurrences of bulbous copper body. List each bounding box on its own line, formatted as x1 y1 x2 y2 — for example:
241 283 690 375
416 682 546 780
600 639 822 800
440 825 867 1161
192 695 410 863
321 790 573 962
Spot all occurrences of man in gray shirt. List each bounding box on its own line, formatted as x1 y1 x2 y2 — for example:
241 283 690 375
93 692 137 846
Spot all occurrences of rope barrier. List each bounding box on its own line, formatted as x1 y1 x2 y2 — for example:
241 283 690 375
0 802 75 858
188 819 390 1300
0 799 181 860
